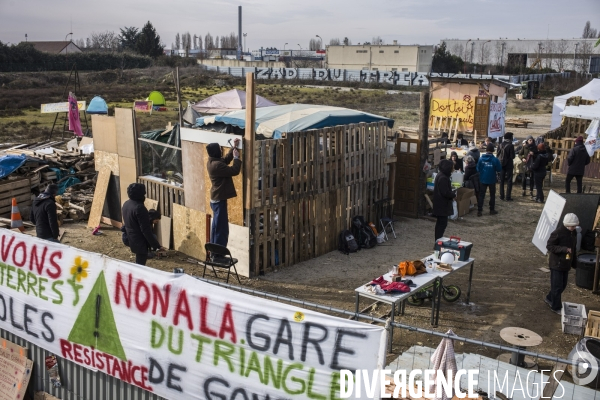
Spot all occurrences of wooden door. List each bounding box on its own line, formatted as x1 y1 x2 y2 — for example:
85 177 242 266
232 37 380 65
394 138 421 218
473 96 490 137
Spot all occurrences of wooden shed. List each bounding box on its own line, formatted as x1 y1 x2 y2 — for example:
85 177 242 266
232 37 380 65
428 77 512 140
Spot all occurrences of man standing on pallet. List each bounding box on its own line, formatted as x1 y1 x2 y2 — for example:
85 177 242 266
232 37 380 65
207 138 241 261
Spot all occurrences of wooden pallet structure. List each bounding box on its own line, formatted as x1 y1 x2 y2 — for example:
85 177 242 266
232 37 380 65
248 122 390 275
505 118 533 128
429 116 462 141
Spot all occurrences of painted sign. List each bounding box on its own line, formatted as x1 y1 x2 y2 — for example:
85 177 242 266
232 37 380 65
264 50 280 55
532 190 566 255
134 101 153 113
41 101 86 114
585 119 600 156
487 100 506 139
429 95 475 131
0 230 386 400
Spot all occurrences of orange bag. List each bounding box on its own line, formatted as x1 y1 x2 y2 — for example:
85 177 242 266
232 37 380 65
398 261 417 277
368 222 378 235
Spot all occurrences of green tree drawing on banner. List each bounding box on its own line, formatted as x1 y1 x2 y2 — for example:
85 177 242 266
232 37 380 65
68 271 127 361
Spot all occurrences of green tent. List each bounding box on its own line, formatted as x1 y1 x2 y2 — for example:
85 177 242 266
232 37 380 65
146 91 166 106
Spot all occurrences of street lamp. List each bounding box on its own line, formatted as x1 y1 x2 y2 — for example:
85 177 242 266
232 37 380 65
574 42 580 73
284 43 288 50
480 40 490 67
243 33 247 53
501 41 506 69
316 34 322 50
64 32 73 68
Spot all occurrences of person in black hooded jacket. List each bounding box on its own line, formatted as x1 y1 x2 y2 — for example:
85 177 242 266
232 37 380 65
121 183 164 265
566 135 590 193
30 184 60 242
432 159 456 241
531 143 549 203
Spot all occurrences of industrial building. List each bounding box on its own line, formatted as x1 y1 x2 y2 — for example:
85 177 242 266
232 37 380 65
326 43 433 72
441 38 600 73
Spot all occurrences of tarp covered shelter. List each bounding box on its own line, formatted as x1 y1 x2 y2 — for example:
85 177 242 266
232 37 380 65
183 101 202 125
195 104 394 139
551 79 600 129
191 89 277 114
86 96 108 114
147 91 166 106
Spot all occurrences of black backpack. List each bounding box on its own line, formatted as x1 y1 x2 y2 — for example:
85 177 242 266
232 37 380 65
351 216 378 249
338 230 359 254
498 142 509 167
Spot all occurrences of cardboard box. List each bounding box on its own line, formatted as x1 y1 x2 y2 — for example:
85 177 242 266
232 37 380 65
455 188 475 217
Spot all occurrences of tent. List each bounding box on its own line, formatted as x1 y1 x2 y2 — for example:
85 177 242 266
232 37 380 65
86 96 108 114
147 91 166 106
183 101 202 125
191 89 277 114
551 79 600 129
195 104 394 139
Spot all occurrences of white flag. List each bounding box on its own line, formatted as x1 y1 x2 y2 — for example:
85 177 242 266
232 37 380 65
584 118 600 157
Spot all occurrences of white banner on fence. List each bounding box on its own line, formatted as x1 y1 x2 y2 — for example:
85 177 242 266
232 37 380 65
488 100 506 139
0 229 386 400
585 118 600 156
532 190 566 255
41 101 86 113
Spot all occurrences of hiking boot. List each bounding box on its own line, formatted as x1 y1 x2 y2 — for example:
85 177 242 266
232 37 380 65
506 198 513 201
536 199 544 203
522 191 526 196
477 211 482 217
490 210 498 215
545 298 561 314
500 197 505 201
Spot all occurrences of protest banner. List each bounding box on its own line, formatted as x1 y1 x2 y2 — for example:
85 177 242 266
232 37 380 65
0 229 387 400
41 102 86 114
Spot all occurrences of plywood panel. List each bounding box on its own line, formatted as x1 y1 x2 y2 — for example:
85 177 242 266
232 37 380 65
154 215 172 249
181 140 207 213
172 204 206 260
94 150 119 175
91 115 117 153
144 198 159 212
202 145 244 226
115 108 136 159
228 223 250 277
118 156 137 207
87 167 111 228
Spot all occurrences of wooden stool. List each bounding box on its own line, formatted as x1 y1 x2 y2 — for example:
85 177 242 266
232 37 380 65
498 327 543 369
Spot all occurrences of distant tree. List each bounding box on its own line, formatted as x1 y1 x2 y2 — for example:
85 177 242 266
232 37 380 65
343 37 352 46
182 32 191 56
193 35 197 49
329 38 341 46
308 38 320 50
175 33 180 49
215 36 220 48
198 36 203 51
89 31 119 50
205 33 214 49
74 38 85 48
86 38 91 48
135 21 163 58
372 36 384 45
119 27 139 51
582 21 598 38
431 41 464 73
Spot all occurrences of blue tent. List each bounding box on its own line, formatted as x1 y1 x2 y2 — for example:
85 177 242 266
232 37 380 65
195 104 394 139
87 96 108 114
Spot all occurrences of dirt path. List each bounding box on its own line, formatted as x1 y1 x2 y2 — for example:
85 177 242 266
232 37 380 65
60 173 600 363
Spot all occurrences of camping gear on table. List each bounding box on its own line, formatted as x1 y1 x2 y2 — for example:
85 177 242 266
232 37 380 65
577 254 596 290
369 276 410 293
434 236 473 261
398 260 427 277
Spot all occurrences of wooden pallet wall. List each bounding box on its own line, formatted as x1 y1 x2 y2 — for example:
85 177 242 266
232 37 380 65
137 177 185 218
545 138 600 174
248 122 389 275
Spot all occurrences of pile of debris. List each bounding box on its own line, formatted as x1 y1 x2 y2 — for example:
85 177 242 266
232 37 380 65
0 139 97 224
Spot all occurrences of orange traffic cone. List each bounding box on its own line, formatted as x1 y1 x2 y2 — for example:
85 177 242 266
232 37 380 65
11 198 24 232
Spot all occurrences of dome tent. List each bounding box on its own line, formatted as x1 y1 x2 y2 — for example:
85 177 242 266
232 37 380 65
86 96 108 115
191 89 277 114
147 91 166 106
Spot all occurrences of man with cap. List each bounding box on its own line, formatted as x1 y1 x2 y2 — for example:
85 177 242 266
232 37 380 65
207 138 242 258
30 184 60 242
545 213 579 314
566 135 590 194
432 159 456 240
121 183 165 265
496 132 516 201
476 144 502 216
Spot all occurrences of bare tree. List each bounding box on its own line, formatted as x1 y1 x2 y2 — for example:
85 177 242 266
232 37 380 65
74 38 85 48
175 33 180 49
543 40 554 69
492 42 502 65
197 36 203 51
578 41 595 73
582 21 598 38
329 38 341 46
553 40 569 71
183 32 191 57
343 37 352 46
372 36 384 45
88 31 119 50
205 33 214 49
308 38 320 50
86 38 91 48
215 36 219 48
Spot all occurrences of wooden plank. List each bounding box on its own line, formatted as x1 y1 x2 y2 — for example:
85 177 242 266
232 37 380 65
0 186 31 201
115 108 136 159
541 362 567 399
100 216 122 228
181 140 206 213
144 198 159 212
228 222 250 277
244 72 256 210
118 156 137 207
91 115 118 153
94 150 119 175
0 178 31 192
87 167 111 228
172 204 207 261
154 215 172 249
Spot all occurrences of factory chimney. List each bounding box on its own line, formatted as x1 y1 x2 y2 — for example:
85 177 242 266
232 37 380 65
238 6 242 60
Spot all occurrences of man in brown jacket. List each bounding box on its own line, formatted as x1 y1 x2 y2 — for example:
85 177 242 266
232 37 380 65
207 139 241 254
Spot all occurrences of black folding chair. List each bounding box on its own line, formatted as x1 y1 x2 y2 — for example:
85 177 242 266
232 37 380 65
374 198 397 240
202 243 241 284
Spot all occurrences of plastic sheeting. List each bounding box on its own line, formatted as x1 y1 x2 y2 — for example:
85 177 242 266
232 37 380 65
0 154 26 179
140 124 182 176
191 89 277 114
551 78 600 129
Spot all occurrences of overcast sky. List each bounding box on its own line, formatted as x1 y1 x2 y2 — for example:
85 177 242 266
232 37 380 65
1 0 598 50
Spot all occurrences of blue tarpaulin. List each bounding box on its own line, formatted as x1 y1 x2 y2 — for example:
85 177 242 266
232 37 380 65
0 155 26 179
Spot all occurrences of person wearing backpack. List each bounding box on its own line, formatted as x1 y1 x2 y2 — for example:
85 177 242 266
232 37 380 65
519 136 537 197
476 144 502 216
566 136 591 193
433 159 456 240
496 132 516 201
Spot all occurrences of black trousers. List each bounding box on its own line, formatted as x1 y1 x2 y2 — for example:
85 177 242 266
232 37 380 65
478 183 496 211
135 253 148 266
435 216 448 241
566 174 583 193
534 172 546 201
522 171 534 191
546 269 569 311
499 167 513 199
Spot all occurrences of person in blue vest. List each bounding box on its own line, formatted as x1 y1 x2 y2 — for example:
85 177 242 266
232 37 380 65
476 144 502 217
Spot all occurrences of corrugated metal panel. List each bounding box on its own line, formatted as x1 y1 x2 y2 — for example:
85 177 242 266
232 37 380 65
229 67 244 77
0 328 166 400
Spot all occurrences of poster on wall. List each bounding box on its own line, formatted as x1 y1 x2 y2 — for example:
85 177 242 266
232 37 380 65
532 190 566 255
488 100 506 139
0 230 387 400
429 95 475 131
